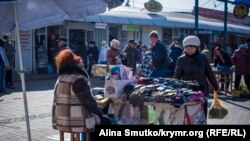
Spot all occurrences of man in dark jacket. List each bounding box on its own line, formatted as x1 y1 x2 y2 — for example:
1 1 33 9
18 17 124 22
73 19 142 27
3 35 15 89
87 41 99 76
169 42 183 78
56 37 69 55
148 31 170 78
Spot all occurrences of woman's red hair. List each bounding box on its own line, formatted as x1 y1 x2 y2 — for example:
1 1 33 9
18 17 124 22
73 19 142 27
55 49 82 69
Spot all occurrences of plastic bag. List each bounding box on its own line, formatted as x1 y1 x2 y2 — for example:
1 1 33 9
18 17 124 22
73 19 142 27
239 85 249 95
208 91 228 119
147 105 159 125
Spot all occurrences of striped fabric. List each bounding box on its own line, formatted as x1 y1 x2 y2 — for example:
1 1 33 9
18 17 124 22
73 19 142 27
52 74 98 133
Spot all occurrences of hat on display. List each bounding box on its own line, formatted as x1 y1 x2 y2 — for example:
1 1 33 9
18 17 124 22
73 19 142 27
182 35 200 47
57 36 67 42
239 44 248 49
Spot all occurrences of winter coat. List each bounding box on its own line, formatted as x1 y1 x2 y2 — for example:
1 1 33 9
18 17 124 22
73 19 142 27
56 44 70 56
87 46 99 64
52 65 102 132
151 40 170 70
4 42 15 67
231 49 250 75
123 45 138 73
107 47 121 65
169 46 183 77
214 51 232 67
174 51 219 95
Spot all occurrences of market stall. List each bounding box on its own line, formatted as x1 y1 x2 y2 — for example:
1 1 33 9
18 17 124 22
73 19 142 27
93 65 207 125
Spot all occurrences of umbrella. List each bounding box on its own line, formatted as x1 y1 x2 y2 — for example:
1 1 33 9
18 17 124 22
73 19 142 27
0 0 119 140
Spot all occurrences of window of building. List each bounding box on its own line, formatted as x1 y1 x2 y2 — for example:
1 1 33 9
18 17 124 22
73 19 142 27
109 27 119 42
163 28 172 45
35 27 48 71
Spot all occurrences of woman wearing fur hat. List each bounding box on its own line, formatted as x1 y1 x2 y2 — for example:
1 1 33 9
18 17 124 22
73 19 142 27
174 35 219 95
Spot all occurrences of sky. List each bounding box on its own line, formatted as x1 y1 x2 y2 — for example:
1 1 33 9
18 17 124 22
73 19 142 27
123 0 240 13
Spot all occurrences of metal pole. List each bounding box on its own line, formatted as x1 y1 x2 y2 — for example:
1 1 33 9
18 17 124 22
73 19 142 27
224 0 228 49
14 3 31 141
195 0 199 36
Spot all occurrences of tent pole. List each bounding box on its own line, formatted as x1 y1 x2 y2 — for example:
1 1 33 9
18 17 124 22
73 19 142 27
224 0 228 50
195 0 199 36
14 3 31 141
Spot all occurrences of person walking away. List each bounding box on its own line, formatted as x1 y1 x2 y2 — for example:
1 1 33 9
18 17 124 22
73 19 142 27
123 40 138 75
98 41 109 64
213 46 232 91
231 43 250 92
87 41 99 76
169 41 183 78
56 36 69 55
148 31 170 78
0 39 10 95
3 35 15 89
140 48 153 77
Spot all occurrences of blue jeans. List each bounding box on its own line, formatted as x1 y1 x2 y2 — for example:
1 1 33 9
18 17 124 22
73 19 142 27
0 64 5 92
149 68 168 78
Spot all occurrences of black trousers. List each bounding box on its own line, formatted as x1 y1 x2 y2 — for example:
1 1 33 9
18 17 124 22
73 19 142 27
5 69 13 86
235 74 250 91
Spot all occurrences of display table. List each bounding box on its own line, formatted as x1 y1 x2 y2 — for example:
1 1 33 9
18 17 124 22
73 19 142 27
107 99 204 125
212 69 233 95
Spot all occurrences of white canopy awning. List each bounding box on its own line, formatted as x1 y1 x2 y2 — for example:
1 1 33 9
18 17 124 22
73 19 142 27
75 6 250 35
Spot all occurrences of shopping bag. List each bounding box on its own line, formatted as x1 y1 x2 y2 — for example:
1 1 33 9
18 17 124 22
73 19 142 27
104 80 132 98
169 106 185 125
239 85 249 95
184 103 206 125
147 105 159 125
208 91 228 119
231 89 241 97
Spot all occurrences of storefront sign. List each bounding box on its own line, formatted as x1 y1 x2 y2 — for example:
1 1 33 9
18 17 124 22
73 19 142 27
143 26 157 30
95 23 107 29
199 7 250 26
199 30 212 34
122 25 139 32
19 30 32 71
144 0 163 12
20 31 32 49
233 4 249 19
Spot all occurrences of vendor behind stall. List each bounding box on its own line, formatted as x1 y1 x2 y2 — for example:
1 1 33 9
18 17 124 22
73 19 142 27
174 35 219 95
213 46 232 91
